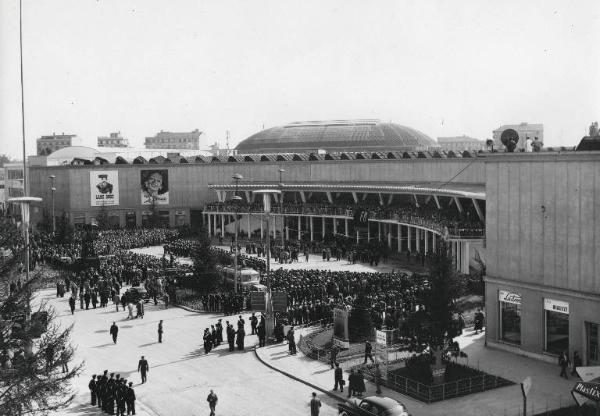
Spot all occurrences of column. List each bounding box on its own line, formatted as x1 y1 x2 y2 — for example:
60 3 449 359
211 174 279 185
220 214 225 237
260 217 264 239
207 213 212 237
272 217 276 239
345 218 349 237
247 214 251 238
356 229 359 244
285 225 289 240
367 221 371 242
298 215 302 240
407 227 412 251
322 217 326 239
424 231 429 253
310 216 314 241
387 228 392 248
415 228 420 252
333 218 337 235
378 222 382 242
462 241 470 274
432 233 436 252
397 224 402 252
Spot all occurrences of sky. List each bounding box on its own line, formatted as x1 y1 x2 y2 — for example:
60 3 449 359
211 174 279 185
1 0 599 159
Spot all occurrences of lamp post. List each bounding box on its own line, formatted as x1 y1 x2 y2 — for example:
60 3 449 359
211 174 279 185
278 169 285 247
232 173 243 293
253 189 281 341
49 175 56 234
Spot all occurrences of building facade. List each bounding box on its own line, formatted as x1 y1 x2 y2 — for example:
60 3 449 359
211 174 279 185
37 133 80 156
98 132 129 148
144 129 202 150
484 152 600 366
437 136 487 152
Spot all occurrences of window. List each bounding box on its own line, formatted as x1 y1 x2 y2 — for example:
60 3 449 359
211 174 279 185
544 298 569 354
499 290 521 344
587 322 599 364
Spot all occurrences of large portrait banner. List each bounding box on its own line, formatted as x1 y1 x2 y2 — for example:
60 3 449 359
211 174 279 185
90 171 119 206
141 169 169 205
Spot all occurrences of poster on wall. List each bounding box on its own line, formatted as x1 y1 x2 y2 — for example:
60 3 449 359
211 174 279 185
90 171 119 206
141 169 169 205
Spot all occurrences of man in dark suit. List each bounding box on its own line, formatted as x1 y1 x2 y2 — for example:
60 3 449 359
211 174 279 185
88 374 97 405
126 382 136 415
110 322 119 344
157 320 163 343
227 322 235 352
137 356 149 383
334 363 344 392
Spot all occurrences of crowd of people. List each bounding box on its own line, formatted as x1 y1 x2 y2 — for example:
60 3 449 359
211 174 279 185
89 369 137 415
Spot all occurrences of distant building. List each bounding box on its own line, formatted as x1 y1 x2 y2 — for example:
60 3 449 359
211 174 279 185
3 163 26 216
437 135 487 152
98 132 129 148
493 123 543 152
144 129 202 150
37 133 80 156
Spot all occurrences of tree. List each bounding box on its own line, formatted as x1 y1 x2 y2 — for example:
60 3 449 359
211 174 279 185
0 217 82 414
190 228 221 291
0 154 14 168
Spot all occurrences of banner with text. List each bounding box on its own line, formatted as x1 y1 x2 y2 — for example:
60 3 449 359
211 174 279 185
90 170 119 206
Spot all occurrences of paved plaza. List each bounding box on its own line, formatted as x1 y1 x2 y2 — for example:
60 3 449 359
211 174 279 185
47 247 582 416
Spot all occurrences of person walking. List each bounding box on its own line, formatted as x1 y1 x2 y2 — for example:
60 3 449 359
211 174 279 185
287 326 297 355
363 340 374 364
330 345 339 369
163 293 170 309
110 322 119 344
69 296 76 315
310 392 321 416
207 389 218 416
138 356 149 383
158 320 163 343
559 350 570 379
334 363 344 392
89 374 97 405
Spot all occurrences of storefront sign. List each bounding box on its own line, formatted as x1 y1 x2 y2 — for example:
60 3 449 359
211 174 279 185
544 298 569 314
572 382 600 402
376 330 388 345
499 290 522 305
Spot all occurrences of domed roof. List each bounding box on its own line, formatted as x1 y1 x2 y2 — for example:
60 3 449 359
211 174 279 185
235 120 437 154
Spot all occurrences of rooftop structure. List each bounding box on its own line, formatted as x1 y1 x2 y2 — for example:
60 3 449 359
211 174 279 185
36 133 81 156
98 132 129 148
144 129 202 150
235 120 438 154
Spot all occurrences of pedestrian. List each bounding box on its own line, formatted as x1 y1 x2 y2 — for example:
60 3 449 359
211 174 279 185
164 293 170 309
138 355 149 383
91 291 98 309
330 345 339 369
158 320 163 343
114 292 121 311
347 369 356 398
236 325 245 350
334 363 344 392
250 312 258 335
207 389 218 416
89 374 97 405
356 370 366 397
287 326 297 355
572 351 582 376
257 323 266 347
474 309 484 334
84 291 90 310
110 322 119 344
559 350 570 379
374 363 382 394
227 323 235 352
69 295 76 315
127 302 134 320
364 340 374 364
310 392 321 416
126 382 136 415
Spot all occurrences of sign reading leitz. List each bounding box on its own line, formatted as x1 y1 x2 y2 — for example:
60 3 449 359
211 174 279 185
499 290 522 305
544 298 569 314
141 169 169 205
90 171 119 206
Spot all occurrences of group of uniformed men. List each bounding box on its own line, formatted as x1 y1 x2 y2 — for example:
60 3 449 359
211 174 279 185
88 370 136 415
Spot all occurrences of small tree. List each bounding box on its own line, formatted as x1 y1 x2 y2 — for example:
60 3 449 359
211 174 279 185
0 218 82 414
190 228 221 291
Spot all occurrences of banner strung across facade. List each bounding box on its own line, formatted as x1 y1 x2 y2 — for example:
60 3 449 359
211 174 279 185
141 169 169 205
90 171 119 206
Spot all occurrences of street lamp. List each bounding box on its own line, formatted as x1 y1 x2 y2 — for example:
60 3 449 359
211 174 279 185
253 189 281 341
49 175 56 234
232 173 243 293
278 169 285 247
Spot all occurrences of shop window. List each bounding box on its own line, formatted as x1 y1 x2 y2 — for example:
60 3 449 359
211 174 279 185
499 291 521 344
587 322 599 365
544 298 569 355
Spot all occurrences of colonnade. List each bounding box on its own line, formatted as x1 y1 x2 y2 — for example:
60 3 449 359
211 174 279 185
203 211 472 273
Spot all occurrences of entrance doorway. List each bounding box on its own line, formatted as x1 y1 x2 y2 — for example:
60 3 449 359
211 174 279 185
586 322 599 365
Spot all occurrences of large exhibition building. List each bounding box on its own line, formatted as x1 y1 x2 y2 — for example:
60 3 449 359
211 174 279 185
20 119 600 368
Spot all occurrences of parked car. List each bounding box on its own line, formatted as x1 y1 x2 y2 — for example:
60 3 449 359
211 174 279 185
123 287 149 304
338 396 410 416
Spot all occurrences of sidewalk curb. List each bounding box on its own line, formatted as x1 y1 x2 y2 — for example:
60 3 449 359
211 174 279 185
253 346 345 403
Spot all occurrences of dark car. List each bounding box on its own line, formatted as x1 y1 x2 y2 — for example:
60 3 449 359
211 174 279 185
338 396 409 416
123 287 149 304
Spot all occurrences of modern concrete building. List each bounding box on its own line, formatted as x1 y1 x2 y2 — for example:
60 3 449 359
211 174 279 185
144 129 202 150
98 132 129 148
36 133 81 156
492 123 544 152
437 136 487 153
484 152 600 366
